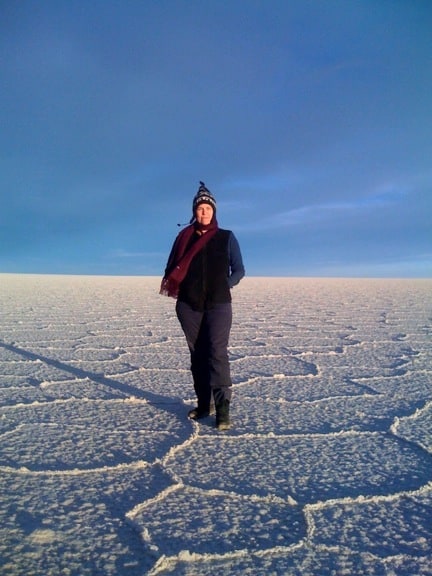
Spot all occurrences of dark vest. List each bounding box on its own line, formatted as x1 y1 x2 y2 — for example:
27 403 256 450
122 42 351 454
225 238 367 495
178 229 231 310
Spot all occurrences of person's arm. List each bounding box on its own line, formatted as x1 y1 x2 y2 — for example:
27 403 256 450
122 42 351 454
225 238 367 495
228 232 245 288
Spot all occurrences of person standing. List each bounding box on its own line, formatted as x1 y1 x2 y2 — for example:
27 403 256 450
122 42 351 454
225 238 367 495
160 182 245 430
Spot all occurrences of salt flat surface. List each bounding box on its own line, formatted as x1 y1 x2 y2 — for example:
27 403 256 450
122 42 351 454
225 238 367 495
0 274 431 576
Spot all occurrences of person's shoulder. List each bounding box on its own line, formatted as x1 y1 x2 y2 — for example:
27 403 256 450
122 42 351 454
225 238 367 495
215 229 233 243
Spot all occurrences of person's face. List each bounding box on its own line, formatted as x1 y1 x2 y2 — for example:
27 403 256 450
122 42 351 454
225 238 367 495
195 203 214 226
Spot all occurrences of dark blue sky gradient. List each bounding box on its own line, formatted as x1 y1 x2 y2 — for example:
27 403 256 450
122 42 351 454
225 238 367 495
1 0 431 277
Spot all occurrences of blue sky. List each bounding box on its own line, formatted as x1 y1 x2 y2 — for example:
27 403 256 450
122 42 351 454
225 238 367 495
1 0 431 278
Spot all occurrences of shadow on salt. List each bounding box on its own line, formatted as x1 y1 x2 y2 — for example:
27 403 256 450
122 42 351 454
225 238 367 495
0 341 193 473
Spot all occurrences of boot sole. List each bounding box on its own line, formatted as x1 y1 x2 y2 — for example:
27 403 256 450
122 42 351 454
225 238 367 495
216 421 231 431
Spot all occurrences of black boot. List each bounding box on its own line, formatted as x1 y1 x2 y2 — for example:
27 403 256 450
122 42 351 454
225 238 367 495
187 403 215 420
216 399 230 431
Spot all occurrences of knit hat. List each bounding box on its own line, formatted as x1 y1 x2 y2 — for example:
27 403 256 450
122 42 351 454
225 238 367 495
192 181 217 214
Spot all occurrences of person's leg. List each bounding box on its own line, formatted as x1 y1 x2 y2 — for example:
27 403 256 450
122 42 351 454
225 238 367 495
192 322 213 412
176 301 212 416
205 303 233 429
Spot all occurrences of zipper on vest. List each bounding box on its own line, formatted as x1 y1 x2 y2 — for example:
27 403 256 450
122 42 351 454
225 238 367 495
202 243 208 301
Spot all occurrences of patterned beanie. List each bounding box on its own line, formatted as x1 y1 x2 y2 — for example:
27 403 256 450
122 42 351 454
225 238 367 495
192 181 217 214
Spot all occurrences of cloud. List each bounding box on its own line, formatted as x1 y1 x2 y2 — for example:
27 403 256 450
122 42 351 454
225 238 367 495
106 249 164 260
236 185 406 233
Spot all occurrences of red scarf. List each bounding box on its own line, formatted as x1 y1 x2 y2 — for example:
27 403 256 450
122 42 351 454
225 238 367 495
160 219 219 298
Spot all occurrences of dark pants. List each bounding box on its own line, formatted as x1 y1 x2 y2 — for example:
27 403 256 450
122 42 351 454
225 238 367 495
176 301 233 408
